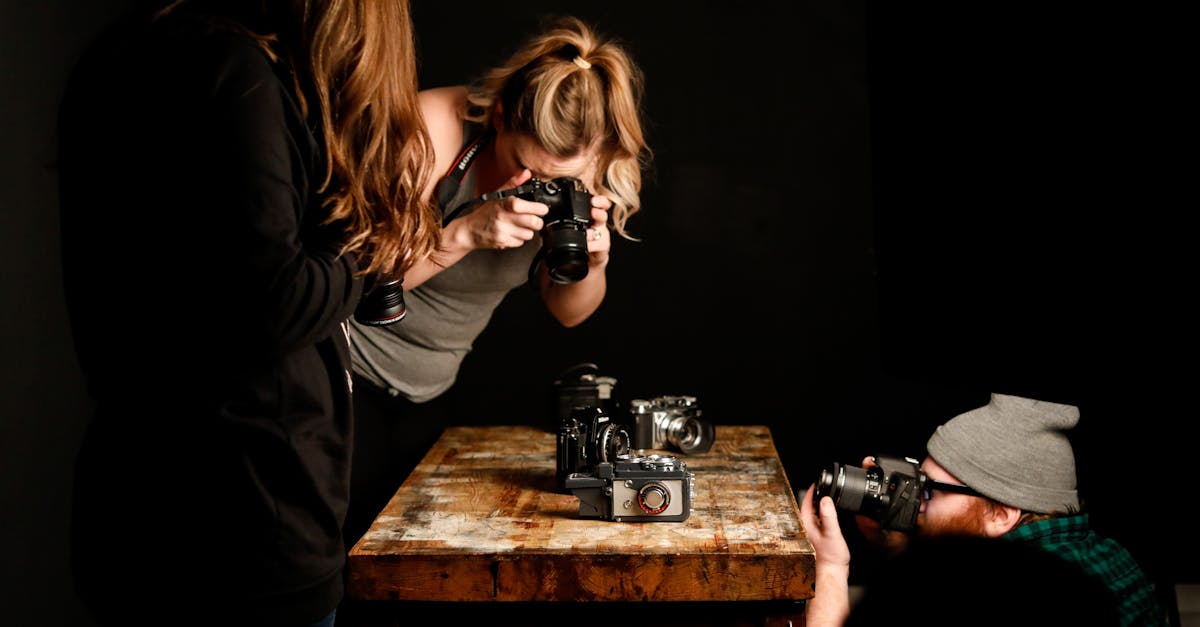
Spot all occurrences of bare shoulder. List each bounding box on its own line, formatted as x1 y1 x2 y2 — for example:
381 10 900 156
419 86 469 171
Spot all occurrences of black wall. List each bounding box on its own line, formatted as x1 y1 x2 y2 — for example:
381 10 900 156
2 2 1189 625
864 2 1192 591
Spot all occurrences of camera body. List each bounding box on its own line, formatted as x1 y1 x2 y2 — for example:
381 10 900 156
629 396 716 454
563 454 695 522
813 455 926 531
556 406 631 489
511 177 593 284
552 363 619 432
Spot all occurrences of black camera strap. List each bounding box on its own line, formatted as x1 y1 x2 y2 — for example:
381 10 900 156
436 126 494 225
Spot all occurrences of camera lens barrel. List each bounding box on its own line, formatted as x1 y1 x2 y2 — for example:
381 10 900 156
354 278 407 326
542 224 589 284
596 421 631 463
815 462 868 512
663 412 715 454
630 396 715 454
508 176 594 285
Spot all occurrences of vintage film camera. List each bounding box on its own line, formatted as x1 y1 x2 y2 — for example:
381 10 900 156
551 364 717 456
556 406 631 488
812 455 926 532
486 176 593 284
629 396 715 454
551 363 619 431
557 406 695 522
564 453 695 522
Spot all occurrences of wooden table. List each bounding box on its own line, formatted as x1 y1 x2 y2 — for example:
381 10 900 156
346 425 814 625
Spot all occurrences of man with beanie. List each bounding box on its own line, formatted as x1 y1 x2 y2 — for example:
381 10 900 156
800 393 1170 627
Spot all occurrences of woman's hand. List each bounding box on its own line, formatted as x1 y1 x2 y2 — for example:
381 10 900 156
460 169 547 251
584 194 613 266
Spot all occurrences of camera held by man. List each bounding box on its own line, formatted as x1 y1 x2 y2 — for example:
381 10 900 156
812 455 927 532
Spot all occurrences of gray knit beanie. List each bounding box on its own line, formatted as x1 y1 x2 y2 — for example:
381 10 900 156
925 393 1080 514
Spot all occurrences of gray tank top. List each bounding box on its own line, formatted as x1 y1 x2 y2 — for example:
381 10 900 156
350 122 540 402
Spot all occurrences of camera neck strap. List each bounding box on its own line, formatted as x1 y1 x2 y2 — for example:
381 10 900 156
432 125 553 287
436 126 495 225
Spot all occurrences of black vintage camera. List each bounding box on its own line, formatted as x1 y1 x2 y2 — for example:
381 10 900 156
556 406 631 489
509 176 593 284
551 363 619 430
812 455 927 532
629 396 716 454
564 453 695 522
354 276 407 326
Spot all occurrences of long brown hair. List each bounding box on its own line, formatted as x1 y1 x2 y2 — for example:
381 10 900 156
158 0 440 278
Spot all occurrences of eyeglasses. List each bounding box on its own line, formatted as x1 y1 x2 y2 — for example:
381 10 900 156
922 479 984 502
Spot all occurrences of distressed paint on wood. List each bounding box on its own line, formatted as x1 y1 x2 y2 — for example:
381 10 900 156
347 425 815 602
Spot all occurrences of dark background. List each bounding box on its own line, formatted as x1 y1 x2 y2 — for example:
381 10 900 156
2 1 1189 625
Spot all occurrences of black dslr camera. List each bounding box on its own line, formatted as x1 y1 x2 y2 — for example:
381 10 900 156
508 176 593 284
813 455 926 532
557 406 695 522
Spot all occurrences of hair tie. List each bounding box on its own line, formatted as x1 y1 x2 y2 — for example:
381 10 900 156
572 56 592 70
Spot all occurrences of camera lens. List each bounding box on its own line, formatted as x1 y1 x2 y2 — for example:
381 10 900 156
663 414 715 454
814 462 871 512
815 457 925 531
596 422 631 463
354 277 407 326
542 224 589 284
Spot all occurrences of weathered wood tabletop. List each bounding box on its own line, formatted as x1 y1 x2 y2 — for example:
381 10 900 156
347 424 815 603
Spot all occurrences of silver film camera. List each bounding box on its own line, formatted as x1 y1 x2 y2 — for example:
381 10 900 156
563 453 695 522
629 396 716 454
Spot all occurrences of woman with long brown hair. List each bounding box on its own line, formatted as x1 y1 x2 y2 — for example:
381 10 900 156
56 1 439 624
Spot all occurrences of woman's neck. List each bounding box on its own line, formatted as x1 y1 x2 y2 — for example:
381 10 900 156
471 140 504 196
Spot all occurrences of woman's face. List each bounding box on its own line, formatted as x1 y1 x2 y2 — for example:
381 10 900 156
493 128 598 184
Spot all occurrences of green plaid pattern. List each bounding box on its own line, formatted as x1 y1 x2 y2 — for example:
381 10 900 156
1005 514 1170 627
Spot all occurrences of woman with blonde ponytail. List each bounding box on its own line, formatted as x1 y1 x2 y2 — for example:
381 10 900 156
57 1 437 625
343 13 652 553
